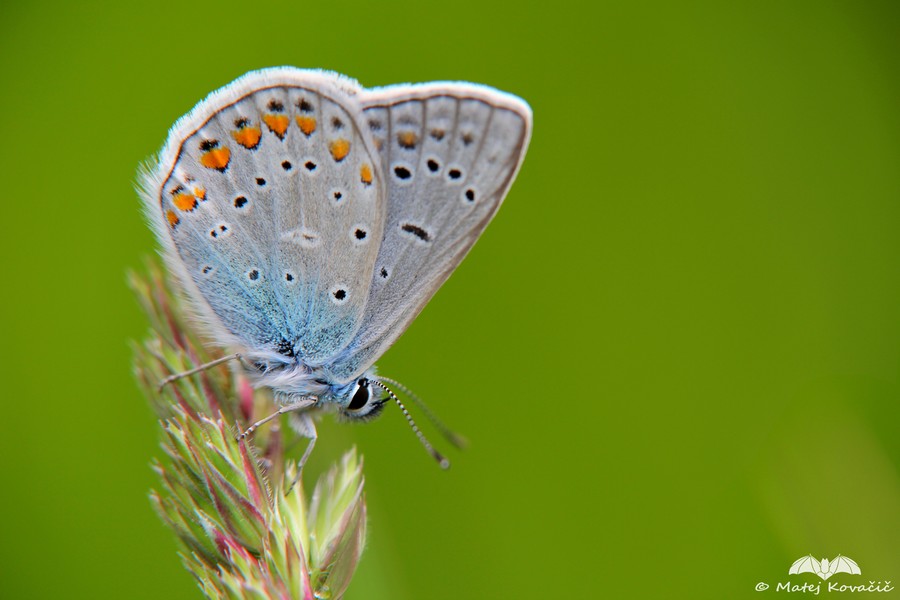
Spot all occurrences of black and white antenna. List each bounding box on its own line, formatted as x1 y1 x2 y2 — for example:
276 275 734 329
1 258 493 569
369 379 451 469
378 376 467 450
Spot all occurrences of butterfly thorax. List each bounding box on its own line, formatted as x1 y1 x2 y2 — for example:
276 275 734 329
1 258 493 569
244 350 381 417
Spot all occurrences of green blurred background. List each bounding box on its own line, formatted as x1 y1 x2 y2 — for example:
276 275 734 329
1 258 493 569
1 1 898 598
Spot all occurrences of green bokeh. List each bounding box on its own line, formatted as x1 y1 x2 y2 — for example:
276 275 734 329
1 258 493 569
1 1 898 598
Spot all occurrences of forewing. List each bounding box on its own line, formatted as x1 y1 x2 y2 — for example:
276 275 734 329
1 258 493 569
324 83 531 382
140 69 385 363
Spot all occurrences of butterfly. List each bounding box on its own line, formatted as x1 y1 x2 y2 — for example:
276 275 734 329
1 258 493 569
140 67 531 465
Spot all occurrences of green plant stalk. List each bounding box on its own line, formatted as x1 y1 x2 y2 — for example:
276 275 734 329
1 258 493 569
131 261 366 600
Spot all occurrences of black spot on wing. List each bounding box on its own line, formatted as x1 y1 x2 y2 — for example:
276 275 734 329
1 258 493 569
400 223 430 242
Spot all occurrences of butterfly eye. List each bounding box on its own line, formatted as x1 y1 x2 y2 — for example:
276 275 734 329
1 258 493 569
343 378 386 421
348 380 370 410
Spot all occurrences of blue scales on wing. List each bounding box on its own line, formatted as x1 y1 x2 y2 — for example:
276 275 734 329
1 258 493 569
146 70 386 365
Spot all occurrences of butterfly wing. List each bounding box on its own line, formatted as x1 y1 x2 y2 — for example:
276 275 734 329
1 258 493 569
324 83 532 382
140 68 386 364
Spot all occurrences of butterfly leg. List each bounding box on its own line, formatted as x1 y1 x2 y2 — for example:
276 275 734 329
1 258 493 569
285 413 317 496
238 397 317 439
158 352 244 391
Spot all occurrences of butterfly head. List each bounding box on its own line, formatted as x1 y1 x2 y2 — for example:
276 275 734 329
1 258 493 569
265 365 451 468
337 376 387 421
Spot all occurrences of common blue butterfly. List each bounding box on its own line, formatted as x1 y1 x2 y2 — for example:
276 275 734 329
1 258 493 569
140 68 531 465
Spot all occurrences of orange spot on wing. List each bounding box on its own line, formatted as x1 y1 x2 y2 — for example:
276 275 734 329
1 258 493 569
360 163 373 185
231 126 262 149
173 193 198 211
166 210 180 228
296 116 317 136
193 187 206 200
263 114 289 139
200 147 231 171
397 131 417 149
329 138 351 162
